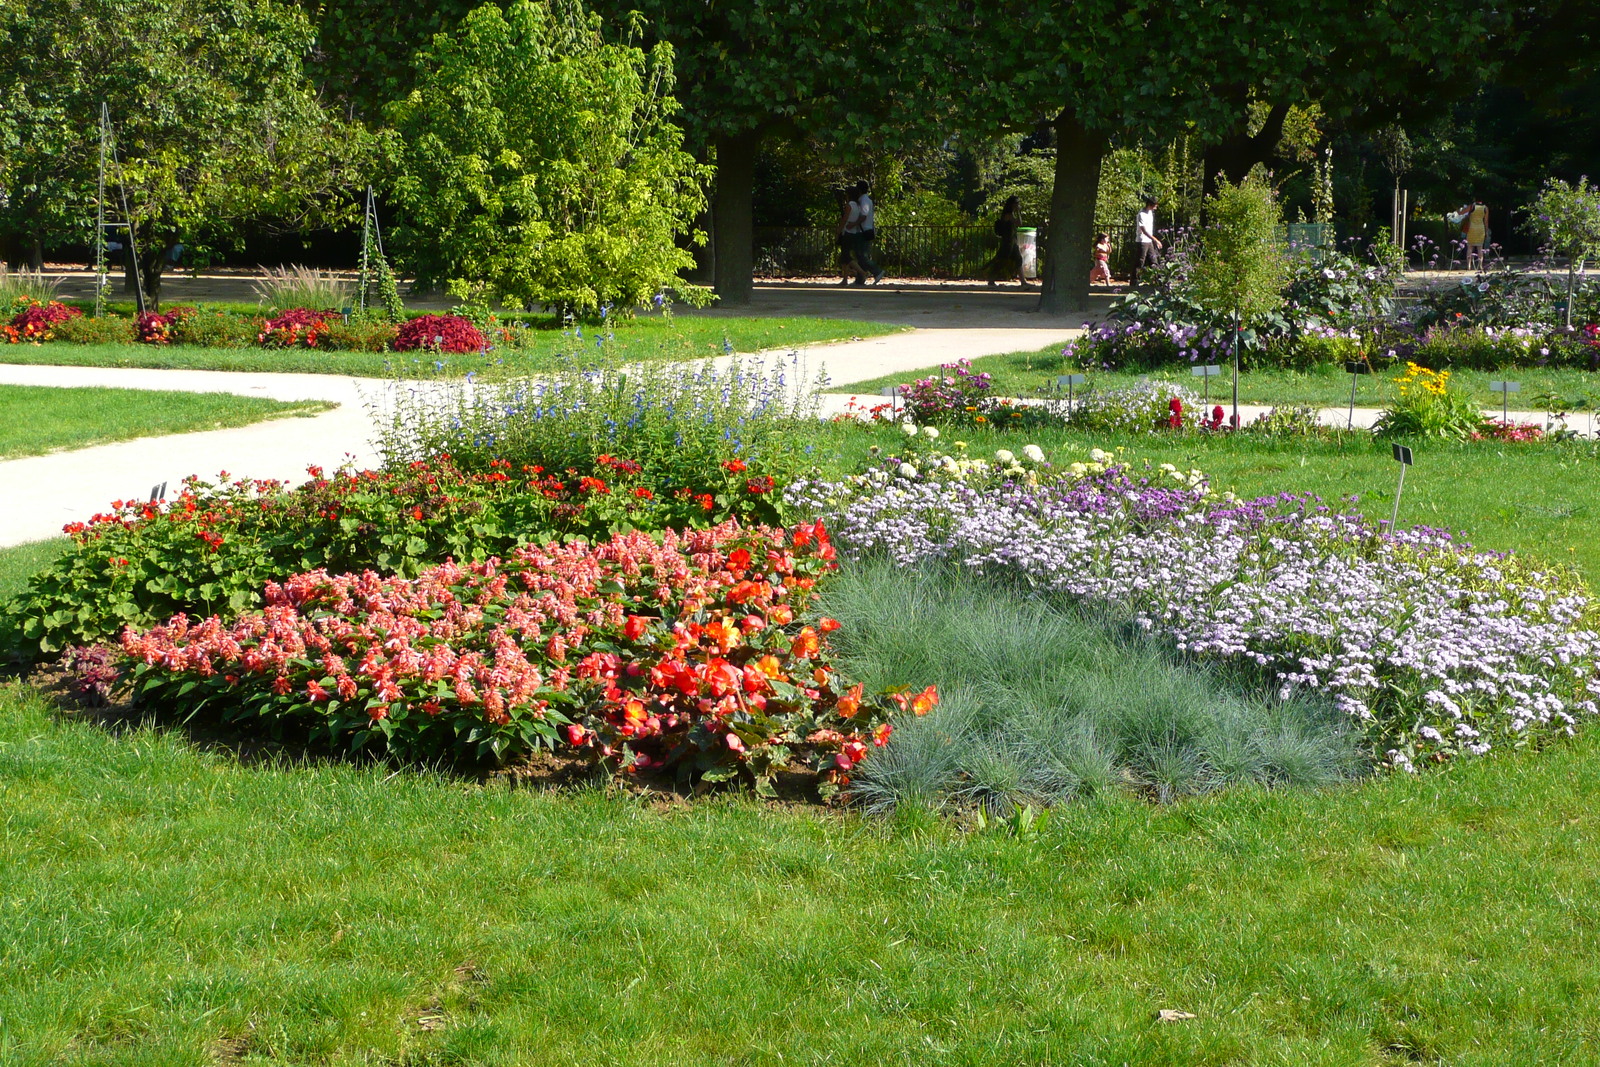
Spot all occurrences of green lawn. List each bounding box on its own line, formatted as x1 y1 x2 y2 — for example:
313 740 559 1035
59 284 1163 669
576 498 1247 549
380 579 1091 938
0 385 334 460
3 679 1600 1064
3 315 903 379
3 418 1598 1063
836 341 1600 418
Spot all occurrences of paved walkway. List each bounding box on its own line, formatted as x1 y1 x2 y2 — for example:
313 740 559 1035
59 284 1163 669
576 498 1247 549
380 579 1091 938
0 324 1083 547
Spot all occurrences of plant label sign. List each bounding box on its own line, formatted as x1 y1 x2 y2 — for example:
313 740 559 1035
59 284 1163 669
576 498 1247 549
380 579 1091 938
1056 374 1086 412
1344 361 1371 375
1191 364 1221 402
1390 445 1412 529
1491 380 1521 422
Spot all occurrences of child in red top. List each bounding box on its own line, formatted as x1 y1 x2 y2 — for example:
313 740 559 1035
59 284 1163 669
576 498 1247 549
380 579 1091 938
1089 232 1112 285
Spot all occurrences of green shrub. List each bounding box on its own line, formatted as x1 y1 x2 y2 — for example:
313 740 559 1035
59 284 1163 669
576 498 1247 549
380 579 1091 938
169 309 262 348
320 317 398 352
821 560 1360 814
51 313 135 345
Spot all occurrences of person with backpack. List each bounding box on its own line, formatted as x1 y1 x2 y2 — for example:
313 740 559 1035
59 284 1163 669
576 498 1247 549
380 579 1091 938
985 196 1029 287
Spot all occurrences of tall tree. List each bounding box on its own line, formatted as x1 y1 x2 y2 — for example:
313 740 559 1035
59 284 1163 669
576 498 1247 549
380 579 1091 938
918 0 1506 315
0 0 368 306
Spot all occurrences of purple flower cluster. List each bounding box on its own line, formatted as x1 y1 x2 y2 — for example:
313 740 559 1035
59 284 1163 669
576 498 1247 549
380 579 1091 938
790 467 1600 768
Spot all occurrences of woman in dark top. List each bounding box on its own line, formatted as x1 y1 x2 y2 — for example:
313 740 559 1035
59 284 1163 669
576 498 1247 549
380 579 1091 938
985 196 1029 287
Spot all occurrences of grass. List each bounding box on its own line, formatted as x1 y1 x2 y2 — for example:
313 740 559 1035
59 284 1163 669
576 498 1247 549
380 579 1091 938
822 560 1357 813
5 679 1600 1063
0 385 333 460
5 314 904 379
837 340 1600 417
805 419 1600 586
0 539 67 601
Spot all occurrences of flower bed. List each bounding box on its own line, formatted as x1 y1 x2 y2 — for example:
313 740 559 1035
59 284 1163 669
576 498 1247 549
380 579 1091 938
2 456 791 662
788 460 1600 768
121 522 925 791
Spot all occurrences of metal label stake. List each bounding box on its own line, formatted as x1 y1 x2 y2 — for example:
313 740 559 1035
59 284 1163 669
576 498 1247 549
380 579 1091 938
1390 443 1413 530
1056 373 1085 413
878 385 900 418
1490 380 1520 423
1191 364 1221 405
1345 360 1371 429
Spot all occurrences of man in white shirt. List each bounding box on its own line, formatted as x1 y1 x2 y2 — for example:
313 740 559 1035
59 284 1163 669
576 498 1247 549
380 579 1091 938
851 180 883 285
1132 197 1162 286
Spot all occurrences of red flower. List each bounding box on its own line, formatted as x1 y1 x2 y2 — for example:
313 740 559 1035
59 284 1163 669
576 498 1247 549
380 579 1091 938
1169 397 1182 414
722 458 748 474
873 722 893 747
623 615 650 640
818 617 841 633
633 487 654 500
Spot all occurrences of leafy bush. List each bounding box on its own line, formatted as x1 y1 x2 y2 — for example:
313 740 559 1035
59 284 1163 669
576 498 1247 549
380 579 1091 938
170 309 262 348
1525 175 1600 329
52 312 135 344
374 352 821 527
393 313 485 354
6 300 82 341
252 264 354 312
385 0 710 315
1190 174 1289 328
1372 362 1489 440
259 308 338 348
825 560 1358 813
120 522 920 791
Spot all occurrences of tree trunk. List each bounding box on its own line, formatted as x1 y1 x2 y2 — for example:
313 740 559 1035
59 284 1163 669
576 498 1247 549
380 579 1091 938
28 238 43 271
711 129 761 305
138 247 165 311
1036 110 1104 317
1202 100 1291 199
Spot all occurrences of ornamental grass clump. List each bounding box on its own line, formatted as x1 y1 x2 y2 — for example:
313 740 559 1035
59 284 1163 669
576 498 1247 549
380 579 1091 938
822 560 1358 814
789 460 1600 770
120 521 923 792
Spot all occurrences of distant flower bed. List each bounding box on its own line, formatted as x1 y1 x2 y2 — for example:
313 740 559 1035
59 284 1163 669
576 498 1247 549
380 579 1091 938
5 299 81 342
788 460 1600 769
121 522 927 791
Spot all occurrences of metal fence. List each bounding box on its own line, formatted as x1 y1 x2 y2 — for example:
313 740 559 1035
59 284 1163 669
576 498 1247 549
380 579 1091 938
754 224 1025 279
752 222 1164 281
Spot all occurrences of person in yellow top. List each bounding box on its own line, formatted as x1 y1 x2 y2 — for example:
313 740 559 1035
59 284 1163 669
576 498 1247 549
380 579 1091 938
1456 197 1489 271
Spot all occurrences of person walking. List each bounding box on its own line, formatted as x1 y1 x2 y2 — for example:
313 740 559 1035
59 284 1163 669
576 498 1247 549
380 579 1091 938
851 180 884 285
835 186 866 286
1131 197 1162 286
1089 231 1113 286
1459 196 1489 271
985 196 1030 287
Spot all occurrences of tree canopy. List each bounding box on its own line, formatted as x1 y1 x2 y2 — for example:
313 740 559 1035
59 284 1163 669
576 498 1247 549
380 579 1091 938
0 0 367 304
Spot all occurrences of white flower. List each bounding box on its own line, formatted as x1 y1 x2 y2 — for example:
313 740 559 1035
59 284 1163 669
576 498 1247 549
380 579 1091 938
1022 444 1045 463
995 449 1016 463
898 463 918 479
923 426 940 440
901 422 918 436
1067 462 1088 477
1090 448 1112 463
